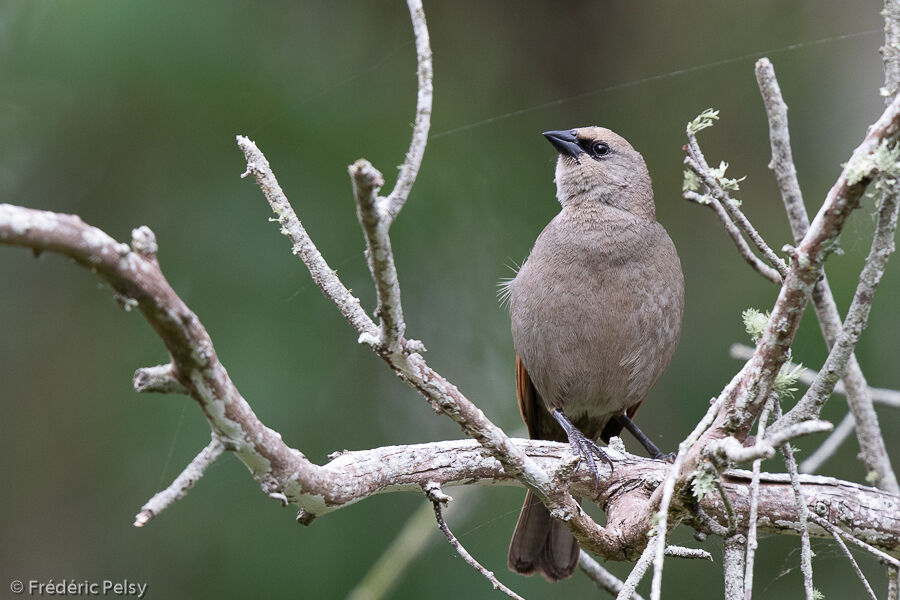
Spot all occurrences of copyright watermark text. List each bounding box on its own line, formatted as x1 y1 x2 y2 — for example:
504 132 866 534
9 580 147 598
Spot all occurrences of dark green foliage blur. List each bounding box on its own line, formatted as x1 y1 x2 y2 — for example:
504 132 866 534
1 1 897 598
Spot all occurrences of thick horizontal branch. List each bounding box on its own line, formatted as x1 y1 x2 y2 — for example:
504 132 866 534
320 439 900 555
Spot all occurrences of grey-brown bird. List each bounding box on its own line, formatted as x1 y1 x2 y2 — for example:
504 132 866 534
506 127 684 581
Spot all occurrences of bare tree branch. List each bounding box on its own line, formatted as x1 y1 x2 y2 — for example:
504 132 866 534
890 567 900 600
773 189 900 494
799 412 856 474
134 436 225 527
807 512 900 569
617 542 656 600
664 546 713 561
706 419 832 464
744 396 775 599
723 534 746 600
671 92 900 530
0 204 318 508
776 404 816 600
238 137 379 341
754 58 809 237
351 159 405 351
579 551 646 600
133 363 187 395
384 0 433 220
424 483 525 600
682 189 782 284
820 519 879 600
755 57 900 495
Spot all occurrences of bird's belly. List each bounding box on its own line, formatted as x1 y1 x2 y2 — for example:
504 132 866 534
511 263 681 418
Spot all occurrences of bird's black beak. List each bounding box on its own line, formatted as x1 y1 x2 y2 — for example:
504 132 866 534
543 129 582 158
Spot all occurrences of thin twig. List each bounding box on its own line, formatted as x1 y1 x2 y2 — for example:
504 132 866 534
683 188 782 284
134 437 225 527
384 0 433 220
616 541 657 600
775 404 815 600
715 480 737 534
684 136 788 279
580 551 646 600
664 546 713 561
238 137 379 341
133 363 187 394
694 504 729 538
744 396 775 599
707 420 833 465
648 392 730 599
823 521 879 600
883 0 900 102
423 483 524 600
718 197 788 278
800 412 856 474
754 58 809 239
350 160 405 351
806 512 900 569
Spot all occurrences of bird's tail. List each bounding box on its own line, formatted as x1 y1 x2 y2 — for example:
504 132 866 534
508 490 579 581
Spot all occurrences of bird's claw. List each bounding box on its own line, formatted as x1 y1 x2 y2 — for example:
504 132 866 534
658 451 677 463
569 428 612 491
551 410 612 492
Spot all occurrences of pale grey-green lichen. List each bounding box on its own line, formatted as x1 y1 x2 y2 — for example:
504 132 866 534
709 161 746 193
844 152 875 186
683 169 702 192
687 108 720 134
690 466 717 501
741 307 770 343
774 361 804 400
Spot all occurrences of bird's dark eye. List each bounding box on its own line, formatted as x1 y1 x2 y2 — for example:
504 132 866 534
591 142 610 157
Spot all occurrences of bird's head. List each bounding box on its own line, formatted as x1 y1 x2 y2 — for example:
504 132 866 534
543 126 655 219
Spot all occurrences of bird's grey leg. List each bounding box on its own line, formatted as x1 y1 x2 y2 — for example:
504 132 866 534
551 409 612 490
614 414 672 461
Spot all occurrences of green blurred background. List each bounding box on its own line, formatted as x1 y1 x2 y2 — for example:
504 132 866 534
1 1 897 598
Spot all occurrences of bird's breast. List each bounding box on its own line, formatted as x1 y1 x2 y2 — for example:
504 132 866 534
510 214 683 421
